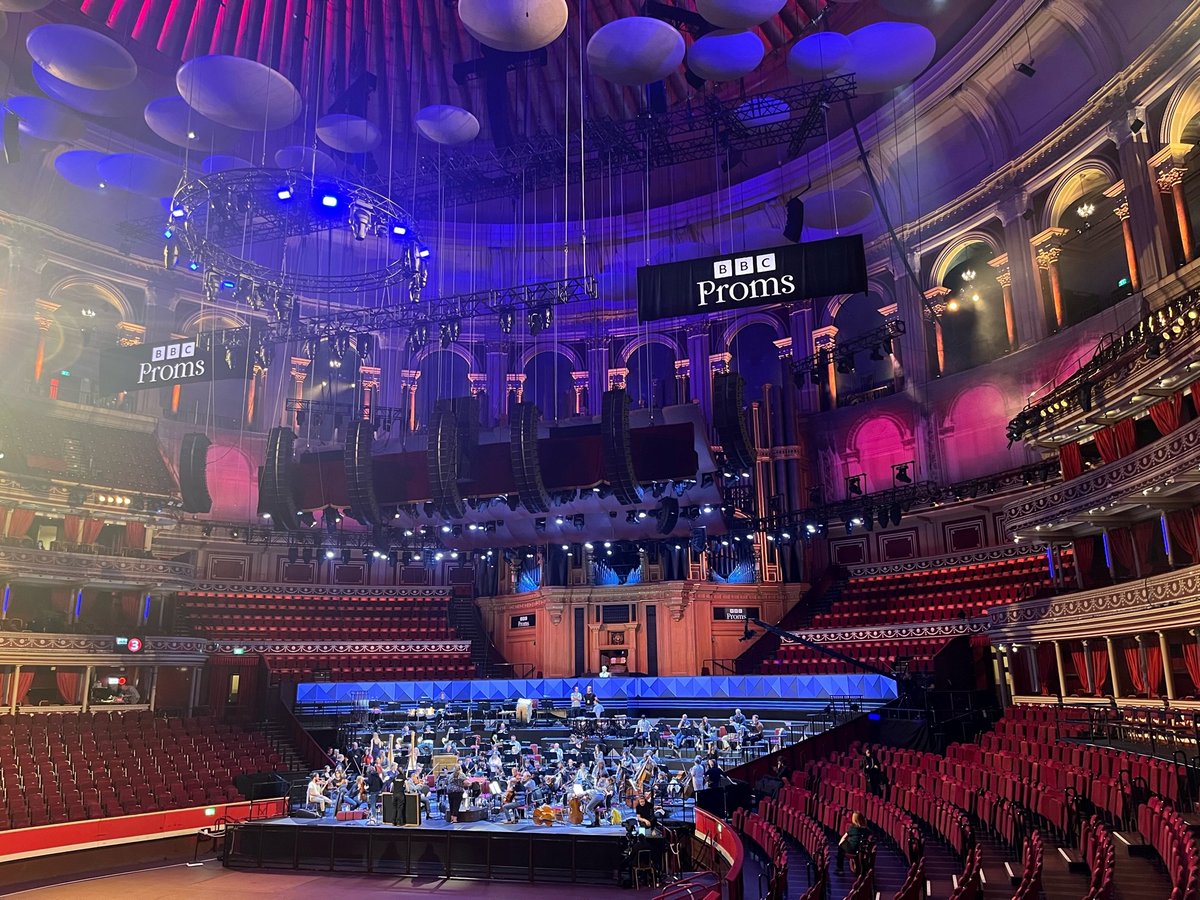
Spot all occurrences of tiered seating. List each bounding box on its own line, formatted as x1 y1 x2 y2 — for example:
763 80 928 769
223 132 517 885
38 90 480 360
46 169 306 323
178 593 456 641
179 591 475 680
761 638 946 675
1138 797 1200 899
757 795 827 900
0 710 282 830
1080 815 1115 899
813 553 1066 628
1011 831 1044 900
731 809 789 900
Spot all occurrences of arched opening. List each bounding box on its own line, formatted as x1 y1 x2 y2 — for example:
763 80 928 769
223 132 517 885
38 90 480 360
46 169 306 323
729 322 783 404
1051 169 1130 327
205 445 257 521
415 350 471 429
846 414 912 496
626 342 677 410
942 384 1029 481
831 294 895 402
1178 112 1200 263
938 245 1010 375
522 351 574 422
39 281 130 406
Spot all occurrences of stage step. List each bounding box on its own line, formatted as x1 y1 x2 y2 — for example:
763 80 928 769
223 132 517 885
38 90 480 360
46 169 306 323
1114 830 1155 857
1057 845 1088 874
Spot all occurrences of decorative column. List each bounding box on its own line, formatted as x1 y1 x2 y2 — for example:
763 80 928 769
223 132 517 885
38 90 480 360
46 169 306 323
506 373 526 411
359 365 381 423
468 373 489 423
998 192 1048 346
709 352 731 379
399 369 421 431
812 326 838 409
9 664 20 714
1053 640 1067 699
1033 228 1069 330
876 302 905 388
685 324 712 422
570 371 588 415
787 301 820 413
1106 635 1121 699
1150 144 1195 263
288 357 310 428
585 337 608 417
607 367 628 391
81 665 94 712
987 255 1018 350
1104 182 1140 291
245 364 265 426
486 344 510 425
1157 630 1175 700
673 359 690 406
32 301 59 384
1109 112 1171 286
922 288 950 376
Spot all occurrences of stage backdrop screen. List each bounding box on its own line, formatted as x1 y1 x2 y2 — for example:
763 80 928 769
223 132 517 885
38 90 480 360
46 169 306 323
636 235 867 323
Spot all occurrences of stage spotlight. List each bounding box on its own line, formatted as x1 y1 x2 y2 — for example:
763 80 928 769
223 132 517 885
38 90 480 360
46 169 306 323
321 193 339 208
325 549 336 559
349 202 372 240
870 344 884 361
892 462 913 485
889 503 903 527
417 246 431 258
170 205 186 219
499 309 515 334
836 352 855 374
341 549 351 564
276 185 294 200
528 308 544 336
845 475 863 497
1014 61 1036 77
391 223 407 236
187 260 201 272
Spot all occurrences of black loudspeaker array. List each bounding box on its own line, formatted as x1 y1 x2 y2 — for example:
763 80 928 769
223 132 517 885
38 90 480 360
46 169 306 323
658 496 680 535
510 402 551 514
344 419 381 526
713 372 756 474
455 395 480 487
260 427 300 530
428 398 466 519
178 433 212 514
601 388 642 505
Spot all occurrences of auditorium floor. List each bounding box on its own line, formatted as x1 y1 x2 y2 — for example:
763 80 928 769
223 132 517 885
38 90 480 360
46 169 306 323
6 863 662 898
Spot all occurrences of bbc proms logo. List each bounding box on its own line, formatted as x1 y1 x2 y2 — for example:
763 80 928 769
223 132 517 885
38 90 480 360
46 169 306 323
137 339 206 385
697 251 796 307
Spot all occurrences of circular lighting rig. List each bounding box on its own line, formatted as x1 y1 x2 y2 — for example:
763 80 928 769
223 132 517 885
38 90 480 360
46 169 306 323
167 166 427 299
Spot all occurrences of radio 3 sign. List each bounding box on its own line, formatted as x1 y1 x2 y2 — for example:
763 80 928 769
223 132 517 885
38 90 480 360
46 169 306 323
635 235 867 323
99 337 249 395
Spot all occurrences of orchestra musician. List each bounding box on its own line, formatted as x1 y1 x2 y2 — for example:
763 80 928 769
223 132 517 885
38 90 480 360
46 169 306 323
306 772 332 816
585 776 613 827
502 778 522 823
634 791 664 835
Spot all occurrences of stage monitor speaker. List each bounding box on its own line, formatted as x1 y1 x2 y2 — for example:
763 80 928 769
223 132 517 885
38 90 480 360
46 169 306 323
382 791 396 824
601 388 642 505
291 808 322 819
658 496 679 535
783 197 805 243
3 111 18 165
260 427 300 530
428 398 465 519
344 418 381 525
510 402 551 513
713 372 756 474
179 433 212 513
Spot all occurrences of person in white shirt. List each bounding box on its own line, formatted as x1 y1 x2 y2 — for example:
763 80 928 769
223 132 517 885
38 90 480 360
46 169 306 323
306 773 331 816
598 665 611 678
689 757 706 794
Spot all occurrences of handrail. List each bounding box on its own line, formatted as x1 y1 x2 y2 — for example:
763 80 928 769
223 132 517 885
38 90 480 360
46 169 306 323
271 697 332 771
693 806 744 900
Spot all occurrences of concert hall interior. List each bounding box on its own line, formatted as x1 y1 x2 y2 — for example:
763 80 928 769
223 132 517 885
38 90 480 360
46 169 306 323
3 0 1200 898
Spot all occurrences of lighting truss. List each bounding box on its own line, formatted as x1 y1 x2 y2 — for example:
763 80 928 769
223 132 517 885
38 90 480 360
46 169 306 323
1006 289 1200 442
792 319 906 380
365 75 856 210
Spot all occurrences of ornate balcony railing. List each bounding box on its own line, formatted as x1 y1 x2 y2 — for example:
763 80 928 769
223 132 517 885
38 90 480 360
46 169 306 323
190 583 452 599
207 639 472 655
789 619 986 644
0 632 209 666
0 546 195 589
986 564 1200 641
1003 414 1200 537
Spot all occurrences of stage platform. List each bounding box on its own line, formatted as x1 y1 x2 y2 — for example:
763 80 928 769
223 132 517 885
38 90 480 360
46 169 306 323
224 813 679 884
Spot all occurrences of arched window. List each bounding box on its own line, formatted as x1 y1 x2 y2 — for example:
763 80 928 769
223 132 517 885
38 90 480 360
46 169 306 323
938 245 1009 374
1048 167 1129 326
522 351 574 422
415 350 471 428
626 342 677 410
728 322 782 404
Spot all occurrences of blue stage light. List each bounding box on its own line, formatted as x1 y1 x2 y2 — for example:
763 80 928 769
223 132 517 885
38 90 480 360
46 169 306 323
321 194 338 208
187 261 201 272
162 227 174 239
170 206 186 219
417 246 430 258
392 224 407 236
276 187 293 200
220 279 235 290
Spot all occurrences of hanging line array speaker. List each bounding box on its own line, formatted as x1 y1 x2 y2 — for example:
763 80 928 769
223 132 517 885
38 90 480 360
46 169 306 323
428 397 472 520
454 395 480 486
344 418 381 526
713 372 756 474
260 427 300 530
179 432 212 514
510 401 551 514
601 388 643 505
658 496 680 535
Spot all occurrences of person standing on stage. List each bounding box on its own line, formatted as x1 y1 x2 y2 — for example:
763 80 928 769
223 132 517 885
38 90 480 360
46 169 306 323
583 684 597 712
569 684 583 719
690 757 706 795
365 765 384 817
445 767 466 824
703 756 725 790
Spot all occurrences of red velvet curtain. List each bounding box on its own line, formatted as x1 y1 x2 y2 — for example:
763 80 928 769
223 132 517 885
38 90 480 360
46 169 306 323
1124 644 1147 695
81 517 105 545
1183 640 1200 695
1060 442 1083 480
1191 381 1200 417
56 668 82 705
1148 393 1183 436
14 670 34 705
1094 419 1137 464
1037 643 1057 695
1074 537 1095 582
1146 644 1163 697
1133 518 1162 569
124 521 146 551
1167 510 1198 562
62 515 82 544
120 592 143 624
1091 646 1109 695
6 508 34 539
1109 529 1135 576
1071 648 1089 694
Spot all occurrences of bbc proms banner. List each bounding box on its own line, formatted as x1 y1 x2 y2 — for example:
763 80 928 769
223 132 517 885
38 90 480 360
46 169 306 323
635 235 868 323
98 337 251 395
